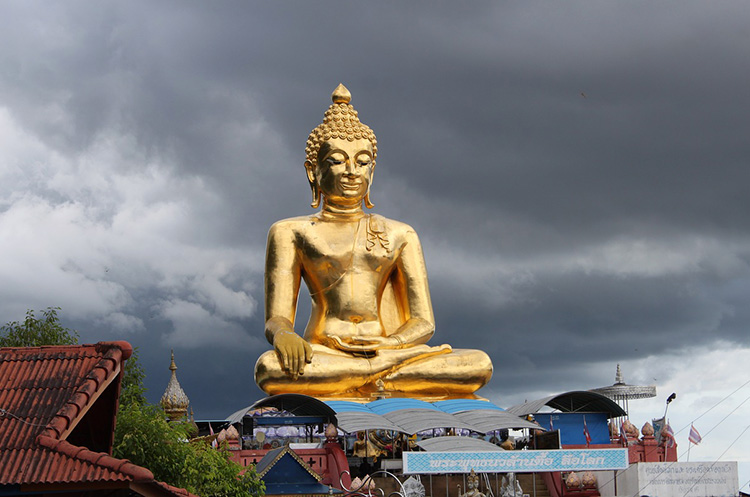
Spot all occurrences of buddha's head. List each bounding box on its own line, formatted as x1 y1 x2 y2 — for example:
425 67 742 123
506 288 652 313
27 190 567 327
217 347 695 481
305 84 378 209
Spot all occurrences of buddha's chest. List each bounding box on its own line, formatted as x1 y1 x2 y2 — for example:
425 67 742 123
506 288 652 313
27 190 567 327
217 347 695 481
298 219 397 278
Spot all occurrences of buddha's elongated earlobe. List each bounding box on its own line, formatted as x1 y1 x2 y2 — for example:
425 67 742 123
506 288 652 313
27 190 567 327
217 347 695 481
364 164 374 209
311 183 321 208
305 160 320 209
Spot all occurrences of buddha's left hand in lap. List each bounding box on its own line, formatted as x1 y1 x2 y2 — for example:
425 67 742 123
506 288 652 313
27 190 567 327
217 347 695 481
328 334 402 353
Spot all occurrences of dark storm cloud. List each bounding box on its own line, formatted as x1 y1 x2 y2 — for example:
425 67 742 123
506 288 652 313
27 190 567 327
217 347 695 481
1 1 749 420
4 2 749 241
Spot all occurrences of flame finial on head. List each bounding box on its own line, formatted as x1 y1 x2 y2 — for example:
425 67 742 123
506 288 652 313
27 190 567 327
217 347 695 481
331 83 351 104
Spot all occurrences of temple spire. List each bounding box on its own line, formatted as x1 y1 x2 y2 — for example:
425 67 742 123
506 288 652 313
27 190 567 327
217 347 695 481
160 350 190 421
615 363 624 384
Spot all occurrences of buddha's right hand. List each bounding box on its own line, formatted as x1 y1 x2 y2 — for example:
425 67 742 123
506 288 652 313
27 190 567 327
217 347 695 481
273 330 313 377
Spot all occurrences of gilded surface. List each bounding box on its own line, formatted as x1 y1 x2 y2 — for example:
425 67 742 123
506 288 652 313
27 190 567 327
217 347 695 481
254 84 492 399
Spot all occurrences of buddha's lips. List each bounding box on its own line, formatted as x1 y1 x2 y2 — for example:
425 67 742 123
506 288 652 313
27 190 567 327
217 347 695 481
340 180 362 190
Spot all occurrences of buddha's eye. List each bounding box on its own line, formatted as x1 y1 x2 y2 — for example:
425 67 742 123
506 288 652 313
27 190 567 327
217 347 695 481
326 156 345 166
356 156 372 167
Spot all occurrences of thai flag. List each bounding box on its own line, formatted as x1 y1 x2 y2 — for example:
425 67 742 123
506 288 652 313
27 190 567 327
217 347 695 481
664 423 676 448
549 415 554 431
689 424 702 445
583 415 592 445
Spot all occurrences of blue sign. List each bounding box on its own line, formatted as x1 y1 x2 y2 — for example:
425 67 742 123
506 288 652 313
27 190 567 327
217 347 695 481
533 412 610 445
403 449 628 474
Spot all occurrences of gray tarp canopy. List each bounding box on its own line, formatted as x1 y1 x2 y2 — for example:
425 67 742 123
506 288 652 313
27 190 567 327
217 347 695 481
382 408 478 435
505 390 627 419
417 435 506 452
336 412 404 433
227 395 544 436
453 409 542 432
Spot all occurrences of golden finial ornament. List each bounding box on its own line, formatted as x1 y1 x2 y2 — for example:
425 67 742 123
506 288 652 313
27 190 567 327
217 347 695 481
160 350 190 421
331 83 351 104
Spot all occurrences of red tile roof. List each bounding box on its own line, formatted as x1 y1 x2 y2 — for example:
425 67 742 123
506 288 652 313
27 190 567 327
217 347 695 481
0 341 197 497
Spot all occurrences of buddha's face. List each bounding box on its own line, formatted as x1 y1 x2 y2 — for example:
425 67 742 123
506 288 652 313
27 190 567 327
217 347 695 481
308 138 374 206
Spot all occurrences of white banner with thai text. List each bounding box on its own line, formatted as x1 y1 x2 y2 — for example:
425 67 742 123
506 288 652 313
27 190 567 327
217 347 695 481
403 449 629 474
632 462 739 497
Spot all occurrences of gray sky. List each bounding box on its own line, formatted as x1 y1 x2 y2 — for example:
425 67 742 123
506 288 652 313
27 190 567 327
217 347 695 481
1 1 749 489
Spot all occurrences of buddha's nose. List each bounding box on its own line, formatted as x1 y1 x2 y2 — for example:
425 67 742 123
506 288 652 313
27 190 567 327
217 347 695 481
345 159 356 174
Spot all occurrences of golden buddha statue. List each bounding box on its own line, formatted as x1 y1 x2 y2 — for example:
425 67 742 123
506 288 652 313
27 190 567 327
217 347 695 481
254 84 492 399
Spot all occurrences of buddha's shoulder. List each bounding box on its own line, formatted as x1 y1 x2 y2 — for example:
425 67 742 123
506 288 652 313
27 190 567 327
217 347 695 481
267 216 317 236
369 214 420 240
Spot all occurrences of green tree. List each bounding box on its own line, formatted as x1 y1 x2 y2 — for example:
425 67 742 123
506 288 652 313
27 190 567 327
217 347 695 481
119 347 148 406
114 400 264 497
113 353 264 497
2 308 264 497
0 307 79 347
